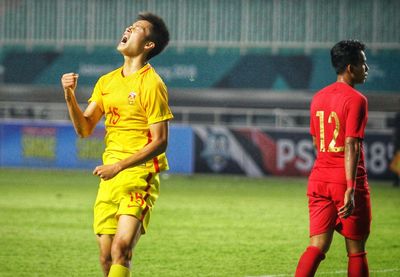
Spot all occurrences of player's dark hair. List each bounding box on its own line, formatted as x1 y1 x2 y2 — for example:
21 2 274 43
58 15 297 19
330 40 366 74
137 12 170 60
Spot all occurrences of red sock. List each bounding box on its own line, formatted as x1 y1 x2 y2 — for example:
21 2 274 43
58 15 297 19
348 252 369 277
295 246 325 277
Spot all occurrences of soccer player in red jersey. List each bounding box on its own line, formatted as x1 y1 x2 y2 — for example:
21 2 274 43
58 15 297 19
295 40 371 277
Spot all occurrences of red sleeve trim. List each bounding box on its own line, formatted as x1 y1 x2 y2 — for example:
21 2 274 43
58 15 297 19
146 131 160 173
140 65 152 75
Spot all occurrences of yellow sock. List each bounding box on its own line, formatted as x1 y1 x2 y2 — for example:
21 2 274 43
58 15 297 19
108 264 130 277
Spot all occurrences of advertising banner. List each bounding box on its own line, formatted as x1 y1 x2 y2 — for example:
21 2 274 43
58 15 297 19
193 126 395 180
0 121 394 179
0 122 194 174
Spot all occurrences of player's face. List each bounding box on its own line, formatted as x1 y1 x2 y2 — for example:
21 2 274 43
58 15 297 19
117 20 153 57
351 51 369 84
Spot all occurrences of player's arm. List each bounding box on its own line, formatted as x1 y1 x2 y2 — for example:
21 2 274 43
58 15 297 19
93 120 169 180
61 73 103 138
338 136 361 218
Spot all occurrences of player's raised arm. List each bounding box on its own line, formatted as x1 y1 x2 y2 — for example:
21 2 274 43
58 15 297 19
61 72 103 138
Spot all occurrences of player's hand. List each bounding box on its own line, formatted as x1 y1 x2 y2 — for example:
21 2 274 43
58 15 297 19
338 188 355 219
92 163 122 180
61 73 79 93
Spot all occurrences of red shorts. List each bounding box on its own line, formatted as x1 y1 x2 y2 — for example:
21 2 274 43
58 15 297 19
307 179 371 240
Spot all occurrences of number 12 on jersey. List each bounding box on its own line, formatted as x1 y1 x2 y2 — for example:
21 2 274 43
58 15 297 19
316 111 344 153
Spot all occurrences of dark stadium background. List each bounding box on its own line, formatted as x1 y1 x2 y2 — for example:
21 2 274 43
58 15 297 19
1 0 399 179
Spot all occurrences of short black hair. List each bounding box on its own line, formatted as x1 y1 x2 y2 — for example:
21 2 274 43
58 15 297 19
137 12 170 60
330 40 366 74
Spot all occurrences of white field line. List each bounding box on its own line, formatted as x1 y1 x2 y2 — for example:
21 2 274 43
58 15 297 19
245 268 400 277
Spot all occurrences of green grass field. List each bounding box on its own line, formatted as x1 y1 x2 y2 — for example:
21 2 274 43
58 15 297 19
0 168 399 277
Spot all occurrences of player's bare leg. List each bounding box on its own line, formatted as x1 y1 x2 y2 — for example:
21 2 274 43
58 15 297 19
108 214 142 275
97 234 114 276
346 236 369 277
295 230 334 277
309 230 334 253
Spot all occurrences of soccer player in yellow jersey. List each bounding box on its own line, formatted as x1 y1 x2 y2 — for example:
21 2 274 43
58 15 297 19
60 12 173 277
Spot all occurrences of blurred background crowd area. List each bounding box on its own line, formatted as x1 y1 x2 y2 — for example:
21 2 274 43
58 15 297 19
0 0 399 125
0 0 399 179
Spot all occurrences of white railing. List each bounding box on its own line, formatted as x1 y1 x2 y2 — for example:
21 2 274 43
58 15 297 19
0 101 395 130
1 0 399 52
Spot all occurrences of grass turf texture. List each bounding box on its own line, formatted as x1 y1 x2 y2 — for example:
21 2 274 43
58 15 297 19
0 169 399 276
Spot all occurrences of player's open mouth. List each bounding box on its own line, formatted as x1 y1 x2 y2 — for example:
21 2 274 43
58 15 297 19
121 35 128 44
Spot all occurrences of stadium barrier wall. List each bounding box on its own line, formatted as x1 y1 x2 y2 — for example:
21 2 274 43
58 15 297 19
1 49 400 93
193 126 395 180
0 121 194 174
0 121 395 180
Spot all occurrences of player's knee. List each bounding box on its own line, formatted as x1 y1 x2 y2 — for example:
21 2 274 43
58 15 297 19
99 252 112 269
311 243 330 254
322 243 332 254
347 246 365 255
310 240 331 254
346 239 366 254
111 238 132 263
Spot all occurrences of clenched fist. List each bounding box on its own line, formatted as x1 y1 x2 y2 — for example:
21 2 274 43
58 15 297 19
61 72 79 93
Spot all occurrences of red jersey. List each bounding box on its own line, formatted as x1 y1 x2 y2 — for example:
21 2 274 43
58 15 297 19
309 82 368 184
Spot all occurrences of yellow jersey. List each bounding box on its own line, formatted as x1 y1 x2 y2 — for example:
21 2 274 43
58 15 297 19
88 63 173 172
